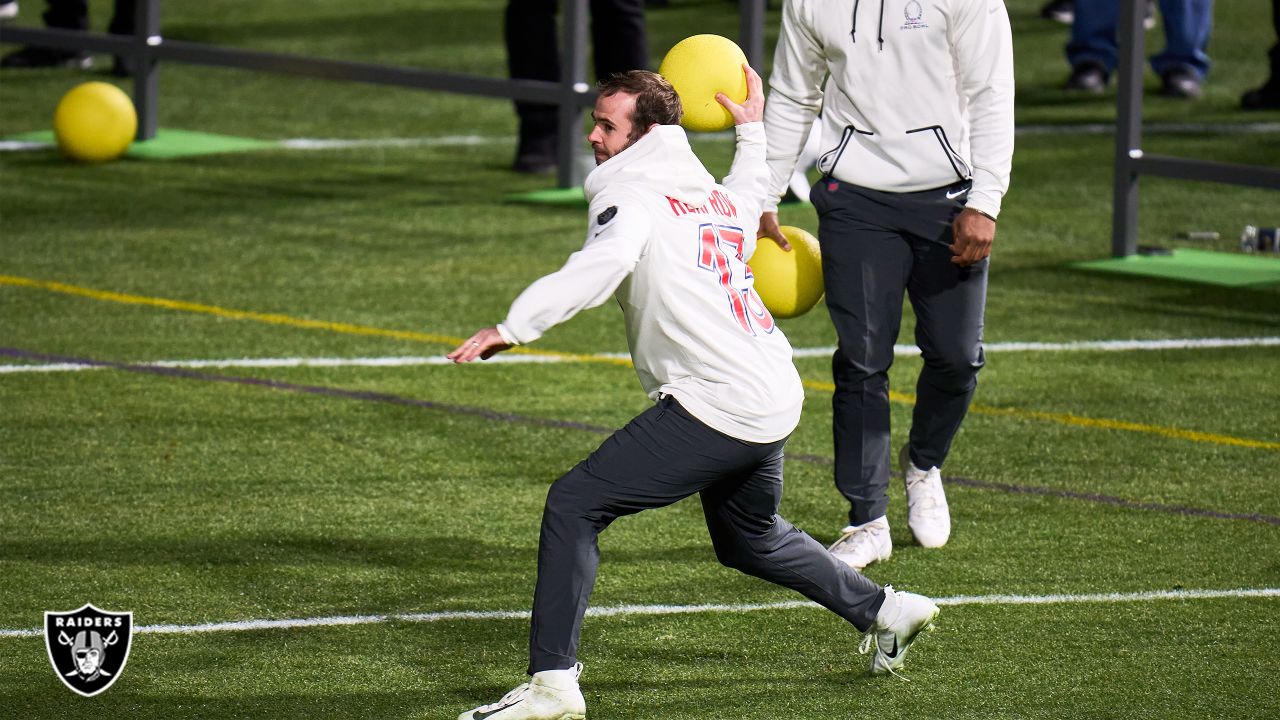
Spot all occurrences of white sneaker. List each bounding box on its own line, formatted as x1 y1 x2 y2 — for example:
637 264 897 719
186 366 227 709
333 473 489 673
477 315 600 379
457 663 586 720
827 516 891 570
860 585 939 677
901 447 950 548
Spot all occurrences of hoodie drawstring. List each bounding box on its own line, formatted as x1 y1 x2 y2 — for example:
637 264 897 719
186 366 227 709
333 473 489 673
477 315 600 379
850 0 885 52
877 0 885 50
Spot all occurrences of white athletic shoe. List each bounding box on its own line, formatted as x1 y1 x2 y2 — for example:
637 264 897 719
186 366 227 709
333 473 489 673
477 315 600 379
901 447 950 548
827 516 891 570
457 663 586 720
860 585 940 677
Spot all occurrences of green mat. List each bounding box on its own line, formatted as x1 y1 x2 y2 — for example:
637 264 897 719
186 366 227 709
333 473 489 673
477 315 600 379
1071 248 1280 288
5 129 275 159
504 186 588 207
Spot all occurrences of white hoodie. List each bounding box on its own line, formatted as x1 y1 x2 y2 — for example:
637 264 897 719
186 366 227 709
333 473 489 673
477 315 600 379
764 0 1014 218
497 123 804 443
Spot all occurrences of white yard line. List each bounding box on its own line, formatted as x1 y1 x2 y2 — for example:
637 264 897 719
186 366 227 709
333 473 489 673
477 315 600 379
278 136 490 150
792 335 1280 358
3 336 1277 374
2 587 1275 639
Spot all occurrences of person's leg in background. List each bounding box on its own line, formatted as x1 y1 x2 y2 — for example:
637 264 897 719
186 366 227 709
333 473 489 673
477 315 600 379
589 0 648 80
504 0 649 175
106 0 136 76
1063 0 1117 92
1150 0 1213 98
505 0 561 174
1242 0 1280 109
1 0 92 69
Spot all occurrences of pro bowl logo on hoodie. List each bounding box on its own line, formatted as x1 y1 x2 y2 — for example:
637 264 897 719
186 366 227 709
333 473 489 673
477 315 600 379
901 0 929 30
45 603 133 697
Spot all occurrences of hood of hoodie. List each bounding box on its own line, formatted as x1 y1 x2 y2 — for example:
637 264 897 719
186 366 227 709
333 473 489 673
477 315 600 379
583 124 715 207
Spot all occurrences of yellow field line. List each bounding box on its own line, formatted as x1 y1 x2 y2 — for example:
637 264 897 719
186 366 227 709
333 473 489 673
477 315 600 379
803 379 1280 451
5 273 1274 450
0 274 631 366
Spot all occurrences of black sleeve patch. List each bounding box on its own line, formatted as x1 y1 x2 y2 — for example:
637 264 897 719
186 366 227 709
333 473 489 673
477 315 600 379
596 206 618 226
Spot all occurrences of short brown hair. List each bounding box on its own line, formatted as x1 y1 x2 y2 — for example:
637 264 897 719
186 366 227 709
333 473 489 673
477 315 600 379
597 70 683 140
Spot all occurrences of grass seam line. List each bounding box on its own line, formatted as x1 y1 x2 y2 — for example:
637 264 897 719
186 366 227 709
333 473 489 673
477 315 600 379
803 380 1280 452
5 346 1277 528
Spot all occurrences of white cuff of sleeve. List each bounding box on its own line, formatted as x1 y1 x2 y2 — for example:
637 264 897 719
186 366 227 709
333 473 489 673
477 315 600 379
495 323 521 346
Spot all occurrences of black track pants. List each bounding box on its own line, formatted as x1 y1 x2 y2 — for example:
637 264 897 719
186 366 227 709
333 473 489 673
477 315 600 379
811 178 988 527
528 396 885 673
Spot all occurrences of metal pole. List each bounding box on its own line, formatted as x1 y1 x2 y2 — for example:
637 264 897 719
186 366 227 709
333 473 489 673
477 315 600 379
132 0 161 140
556 0 589 189
1111 0 1146 257
739 0 766 70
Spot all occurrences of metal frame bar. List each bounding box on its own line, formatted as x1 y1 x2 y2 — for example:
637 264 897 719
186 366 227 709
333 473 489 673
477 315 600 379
739 0 766 70
1110 0 1145 258
1111 0 1280 257
556 0 589 188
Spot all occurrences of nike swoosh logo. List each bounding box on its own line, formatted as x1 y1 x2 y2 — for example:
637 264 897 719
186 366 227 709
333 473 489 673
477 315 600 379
886 637 900 658
474 700 523 719
945 188 968 199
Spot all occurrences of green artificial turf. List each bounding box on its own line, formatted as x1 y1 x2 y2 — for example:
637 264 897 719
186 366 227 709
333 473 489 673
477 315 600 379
2 1 1278 719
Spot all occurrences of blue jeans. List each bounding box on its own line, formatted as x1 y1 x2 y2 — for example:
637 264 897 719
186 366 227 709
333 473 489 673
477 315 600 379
1067 0 1213 79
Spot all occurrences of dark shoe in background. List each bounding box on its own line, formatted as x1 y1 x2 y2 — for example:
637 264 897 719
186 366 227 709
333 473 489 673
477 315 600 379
513 133 558 175
1241 79 1280 110
513 155 557 175
1064 61 1109 94
1159 67 1202 99
1 45 93 69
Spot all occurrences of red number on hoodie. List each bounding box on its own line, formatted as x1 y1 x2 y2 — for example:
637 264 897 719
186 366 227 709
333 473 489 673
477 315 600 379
696 223 775 336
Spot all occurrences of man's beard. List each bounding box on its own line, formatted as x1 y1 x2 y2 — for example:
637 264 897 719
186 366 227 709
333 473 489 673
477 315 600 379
594 132 644 166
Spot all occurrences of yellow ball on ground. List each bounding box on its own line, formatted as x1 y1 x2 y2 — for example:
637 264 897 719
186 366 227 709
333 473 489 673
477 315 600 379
749 225 825 319
53 82 137 163
658 34 748 132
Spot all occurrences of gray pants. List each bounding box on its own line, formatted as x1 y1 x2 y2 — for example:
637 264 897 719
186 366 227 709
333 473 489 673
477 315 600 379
528 395 885 673
810 179 987 527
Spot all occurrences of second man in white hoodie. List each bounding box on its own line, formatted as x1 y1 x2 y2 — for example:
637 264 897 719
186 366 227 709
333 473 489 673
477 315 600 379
760 0 1016 571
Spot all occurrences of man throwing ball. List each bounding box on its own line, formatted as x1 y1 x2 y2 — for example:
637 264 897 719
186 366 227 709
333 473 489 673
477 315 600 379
448 66 939 720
